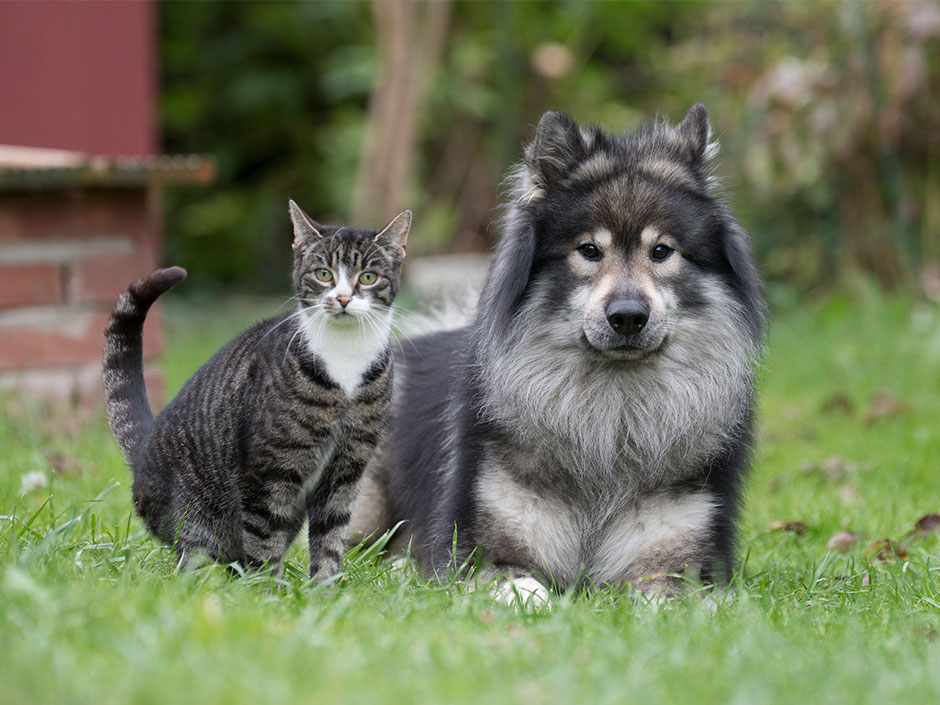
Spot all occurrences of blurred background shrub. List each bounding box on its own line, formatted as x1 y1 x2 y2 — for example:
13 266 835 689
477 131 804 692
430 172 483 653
160 0 940 298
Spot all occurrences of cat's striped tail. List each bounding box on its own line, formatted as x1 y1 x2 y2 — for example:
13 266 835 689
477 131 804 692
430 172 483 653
103 267 187 467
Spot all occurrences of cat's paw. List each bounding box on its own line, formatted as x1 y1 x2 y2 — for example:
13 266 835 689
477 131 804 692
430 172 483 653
491 576 552 609
310 558 343 586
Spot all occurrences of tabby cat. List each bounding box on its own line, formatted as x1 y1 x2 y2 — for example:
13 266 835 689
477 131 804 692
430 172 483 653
103 200 410 578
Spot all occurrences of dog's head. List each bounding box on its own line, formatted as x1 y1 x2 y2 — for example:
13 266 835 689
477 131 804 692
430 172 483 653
475 104 764 364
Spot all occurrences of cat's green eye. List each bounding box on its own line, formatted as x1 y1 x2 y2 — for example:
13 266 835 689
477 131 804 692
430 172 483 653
359 271 377 285
314 268 333 283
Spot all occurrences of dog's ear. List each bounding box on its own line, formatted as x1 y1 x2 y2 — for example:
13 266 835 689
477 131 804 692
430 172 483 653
676 103 718 168
288 199 323 250
525 110 585 191
474 221 536 346
721 218 765 338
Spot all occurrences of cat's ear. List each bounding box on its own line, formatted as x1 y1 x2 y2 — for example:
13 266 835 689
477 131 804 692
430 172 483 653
375 209 411 258
288 199 323 250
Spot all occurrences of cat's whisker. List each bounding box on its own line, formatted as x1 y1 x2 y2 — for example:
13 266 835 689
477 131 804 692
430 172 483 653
284 322 309 364
360 311 382 340
273 294 303 313
259 305 309 343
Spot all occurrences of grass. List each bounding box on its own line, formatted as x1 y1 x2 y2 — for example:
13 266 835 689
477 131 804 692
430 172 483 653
2 290 939 705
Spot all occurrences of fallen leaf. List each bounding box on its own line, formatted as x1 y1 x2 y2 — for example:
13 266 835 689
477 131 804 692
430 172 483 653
912 513 940 538
820 392 854 415
768 473 790 494
864 391 906 425
921 262 940 302
766 520 808 536
839 484 862 504
827 531 862 553
43 452 87 475
865 538 910 564
800 454 859 480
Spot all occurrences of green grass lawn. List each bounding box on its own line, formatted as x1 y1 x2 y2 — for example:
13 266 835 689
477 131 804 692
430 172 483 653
2 291 939 705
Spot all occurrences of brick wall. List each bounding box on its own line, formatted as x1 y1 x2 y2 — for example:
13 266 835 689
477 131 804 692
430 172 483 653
0 187 166 407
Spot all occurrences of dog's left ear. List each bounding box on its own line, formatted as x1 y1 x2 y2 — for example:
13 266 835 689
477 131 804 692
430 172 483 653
525 110 586 190
677 103 717 167
375 209 412 258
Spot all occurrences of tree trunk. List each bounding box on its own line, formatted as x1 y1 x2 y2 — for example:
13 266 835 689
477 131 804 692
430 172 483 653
351 0 450 226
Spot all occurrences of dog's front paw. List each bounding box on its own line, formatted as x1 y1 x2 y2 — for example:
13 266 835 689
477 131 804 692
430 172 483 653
491 576 552 609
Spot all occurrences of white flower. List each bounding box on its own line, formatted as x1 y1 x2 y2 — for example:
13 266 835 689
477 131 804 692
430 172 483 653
19 471 48 494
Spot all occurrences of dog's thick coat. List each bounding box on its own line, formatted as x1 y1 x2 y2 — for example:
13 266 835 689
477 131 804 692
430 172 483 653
351 105 764 593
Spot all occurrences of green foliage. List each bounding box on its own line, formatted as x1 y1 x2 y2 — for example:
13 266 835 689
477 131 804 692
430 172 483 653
2 293 940 704
160 1 706 289
161 1 373 291
687 2 940 289
161 1 940 292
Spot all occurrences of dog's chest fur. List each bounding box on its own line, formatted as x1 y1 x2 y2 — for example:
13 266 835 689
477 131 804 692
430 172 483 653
473 444 716 586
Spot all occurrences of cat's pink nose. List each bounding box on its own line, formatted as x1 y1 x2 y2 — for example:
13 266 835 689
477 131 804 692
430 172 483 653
336 294 352 308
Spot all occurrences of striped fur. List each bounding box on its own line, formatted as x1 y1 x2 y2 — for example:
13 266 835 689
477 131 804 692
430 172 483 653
103 201 409 578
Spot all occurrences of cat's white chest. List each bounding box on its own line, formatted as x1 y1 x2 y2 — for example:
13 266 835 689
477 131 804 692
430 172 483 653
300 309 392 396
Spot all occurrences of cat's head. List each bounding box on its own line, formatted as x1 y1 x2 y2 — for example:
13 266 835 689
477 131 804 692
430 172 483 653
288 199 410 321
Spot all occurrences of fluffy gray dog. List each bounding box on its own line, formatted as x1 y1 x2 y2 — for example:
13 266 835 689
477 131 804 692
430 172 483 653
351 104 765 602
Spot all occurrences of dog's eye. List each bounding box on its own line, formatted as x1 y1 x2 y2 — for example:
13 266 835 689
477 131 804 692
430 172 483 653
650 244 673 262
578 243 602 261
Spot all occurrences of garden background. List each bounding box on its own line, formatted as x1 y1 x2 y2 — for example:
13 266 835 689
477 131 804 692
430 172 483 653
3 2 940 703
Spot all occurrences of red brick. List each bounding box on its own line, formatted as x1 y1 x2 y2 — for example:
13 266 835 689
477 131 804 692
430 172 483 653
0 189 151 243
0 362 166 410
75 362 166 410
71 248 155 304
144 365 167 411
0 263 62 308
0 304 164 370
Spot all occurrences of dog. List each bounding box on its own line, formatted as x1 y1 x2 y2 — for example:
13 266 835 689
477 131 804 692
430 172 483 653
350 104 764 601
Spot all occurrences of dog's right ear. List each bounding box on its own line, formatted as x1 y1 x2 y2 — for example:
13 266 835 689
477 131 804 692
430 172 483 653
524 111 585 192
676 103 718 170
288 199 323 250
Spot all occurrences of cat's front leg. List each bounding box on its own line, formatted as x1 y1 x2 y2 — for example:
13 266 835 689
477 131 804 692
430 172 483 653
239 468 306 575
306 441 371 581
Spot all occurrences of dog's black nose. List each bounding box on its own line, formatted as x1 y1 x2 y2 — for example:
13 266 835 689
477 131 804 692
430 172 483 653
606 300 649 336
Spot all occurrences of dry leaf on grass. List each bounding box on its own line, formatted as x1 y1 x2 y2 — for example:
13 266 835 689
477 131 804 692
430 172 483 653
820 392 854 415
43 451 88 475
865 538 910 564
921 262 940 302
766 520 808 536
912 513 940 538
800 454 859 480
864 391 906 425
827 531 862 553
839 484 862 503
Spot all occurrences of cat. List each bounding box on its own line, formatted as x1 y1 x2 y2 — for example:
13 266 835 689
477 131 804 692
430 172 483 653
103 199 410 579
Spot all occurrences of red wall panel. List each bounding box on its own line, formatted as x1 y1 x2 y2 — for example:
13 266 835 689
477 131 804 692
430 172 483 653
0 0 157 155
